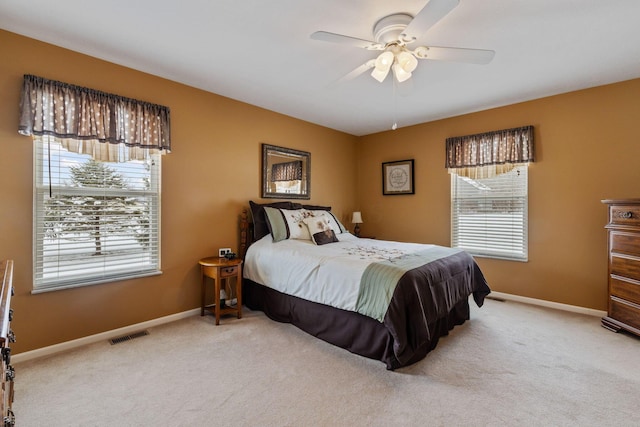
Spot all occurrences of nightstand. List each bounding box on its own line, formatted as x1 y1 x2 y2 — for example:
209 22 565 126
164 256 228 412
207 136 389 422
198 257 243 325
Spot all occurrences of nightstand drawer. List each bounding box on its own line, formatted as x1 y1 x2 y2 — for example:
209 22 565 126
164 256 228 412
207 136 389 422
220 265 238 278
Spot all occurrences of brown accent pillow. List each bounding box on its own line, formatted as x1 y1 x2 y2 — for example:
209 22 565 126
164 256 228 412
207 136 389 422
303 216 339 245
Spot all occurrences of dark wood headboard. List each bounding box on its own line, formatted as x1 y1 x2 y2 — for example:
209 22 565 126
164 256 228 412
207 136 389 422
239 209 252 260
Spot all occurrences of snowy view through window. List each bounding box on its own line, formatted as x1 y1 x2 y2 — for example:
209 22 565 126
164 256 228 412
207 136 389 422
35 139 160 288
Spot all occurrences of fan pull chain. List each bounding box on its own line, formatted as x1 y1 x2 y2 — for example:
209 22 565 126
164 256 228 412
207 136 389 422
392 78 398 130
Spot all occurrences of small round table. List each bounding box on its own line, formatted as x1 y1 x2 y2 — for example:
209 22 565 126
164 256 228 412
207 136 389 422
198 257 243 325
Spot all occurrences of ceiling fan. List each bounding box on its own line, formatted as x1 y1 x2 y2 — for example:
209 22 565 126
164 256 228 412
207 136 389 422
310 0 495 84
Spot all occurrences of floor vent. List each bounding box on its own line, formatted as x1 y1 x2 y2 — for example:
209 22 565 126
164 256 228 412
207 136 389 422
109 330 149 345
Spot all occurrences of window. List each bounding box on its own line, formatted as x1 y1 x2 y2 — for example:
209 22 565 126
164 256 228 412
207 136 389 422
19 74 170 292
33 137 161 292
451 166 528 261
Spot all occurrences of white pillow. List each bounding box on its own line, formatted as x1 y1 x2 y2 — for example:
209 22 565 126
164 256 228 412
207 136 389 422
306 210 344 234
303 216 338 245
279 209 312 240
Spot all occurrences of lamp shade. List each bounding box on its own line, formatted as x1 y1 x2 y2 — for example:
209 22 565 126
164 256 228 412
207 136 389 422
351 211 363 224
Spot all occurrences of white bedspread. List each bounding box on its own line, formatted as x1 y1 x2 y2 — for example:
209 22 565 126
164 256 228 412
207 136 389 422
243 233 434 312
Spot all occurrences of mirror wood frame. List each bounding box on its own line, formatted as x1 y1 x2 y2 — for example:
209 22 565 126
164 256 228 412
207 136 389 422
261 143 311 199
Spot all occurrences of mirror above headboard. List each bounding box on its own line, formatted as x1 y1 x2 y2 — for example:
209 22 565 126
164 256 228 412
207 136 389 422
261 144 310 199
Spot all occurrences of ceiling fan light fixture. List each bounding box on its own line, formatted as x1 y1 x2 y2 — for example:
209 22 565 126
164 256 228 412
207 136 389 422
392 63 412 83
374 51 394 70
396 51 418 72
371 51 394 82
371 66 391 83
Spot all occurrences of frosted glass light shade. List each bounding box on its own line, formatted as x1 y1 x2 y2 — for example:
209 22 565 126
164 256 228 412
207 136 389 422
375 51 394 69
371 51 394 82
392 51 418 82
396 51 418 72
392 64 412 82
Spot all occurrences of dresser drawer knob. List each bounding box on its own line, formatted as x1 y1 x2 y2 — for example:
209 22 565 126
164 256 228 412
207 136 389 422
8 330 15 343
622 211 633 219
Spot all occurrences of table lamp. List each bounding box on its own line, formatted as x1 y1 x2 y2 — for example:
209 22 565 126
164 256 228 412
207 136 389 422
351 211 363 237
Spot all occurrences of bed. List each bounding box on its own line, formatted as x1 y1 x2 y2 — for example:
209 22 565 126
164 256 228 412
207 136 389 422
240 201 491 370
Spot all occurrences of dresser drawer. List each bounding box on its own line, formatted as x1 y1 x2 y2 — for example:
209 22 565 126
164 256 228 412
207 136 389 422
610 231 640 256
610 276 640 306
610 205 640 227
611 254 640 282
610 297 640 330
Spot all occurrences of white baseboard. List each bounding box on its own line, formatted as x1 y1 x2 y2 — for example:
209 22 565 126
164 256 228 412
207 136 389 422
488 291 607 318
13 308 200 364
13 294 606 364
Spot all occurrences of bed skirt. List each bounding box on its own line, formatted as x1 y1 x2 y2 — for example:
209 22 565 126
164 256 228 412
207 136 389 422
243 278 471 370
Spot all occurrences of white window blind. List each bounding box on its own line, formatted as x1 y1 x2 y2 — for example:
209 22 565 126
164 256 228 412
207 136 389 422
33 137 161 292
451 166 528 261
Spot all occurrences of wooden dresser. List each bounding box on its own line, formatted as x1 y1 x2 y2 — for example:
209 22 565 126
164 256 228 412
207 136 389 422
601 199 640 336
0 260 15 426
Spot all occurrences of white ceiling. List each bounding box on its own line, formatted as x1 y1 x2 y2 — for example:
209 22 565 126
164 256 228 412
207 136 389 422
2 0 640 136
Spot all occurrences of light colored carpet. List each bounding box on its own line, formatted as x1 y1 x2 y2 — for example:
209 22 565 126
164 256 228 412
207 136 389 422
13 299 640 426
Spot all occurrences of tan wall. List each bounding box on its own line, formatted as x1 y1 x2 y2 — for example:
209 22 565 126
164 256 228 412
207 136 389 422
0 30 358 353
357 79 640 310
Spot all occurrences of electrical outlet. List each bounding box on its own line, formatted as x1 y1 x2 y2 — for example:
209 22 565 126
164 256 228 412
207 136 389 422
218 248 232 257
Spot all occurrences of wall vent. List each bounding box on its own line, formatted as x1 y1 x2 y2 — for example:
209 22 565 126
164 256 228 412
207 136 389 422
109 330 149 345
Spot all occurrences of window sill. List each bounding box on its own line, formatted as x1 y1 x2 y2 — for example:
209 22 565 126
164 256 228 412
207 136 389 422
31 270 163 294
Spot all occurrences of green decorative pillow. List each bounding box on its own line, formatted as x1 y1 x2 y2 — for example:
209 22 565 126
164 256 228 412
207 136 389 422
263 207 289 242
303 216 339 245
249 201 293 241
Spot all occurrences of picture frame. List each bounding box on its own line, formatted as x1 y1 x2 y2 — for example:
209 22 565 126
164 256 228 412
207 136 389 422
261 143 310 199
382 159 414 195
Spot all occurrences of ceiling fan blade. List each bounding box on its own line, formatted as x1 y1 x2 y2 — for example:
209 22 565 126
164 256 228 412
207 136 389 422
310 31 382 50
337 60 376 83
416 46 495 64
402 0 460 41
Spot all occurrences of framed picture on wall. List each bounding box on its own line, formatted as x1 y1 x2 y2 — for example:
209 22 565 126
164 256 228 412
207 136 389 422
382 159 414 195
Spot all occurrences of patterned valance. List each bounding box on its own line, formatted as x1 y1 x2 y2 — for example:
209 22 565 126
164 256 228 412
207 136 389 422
272 160 303 182
446 125 534 179
19 74 171 161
